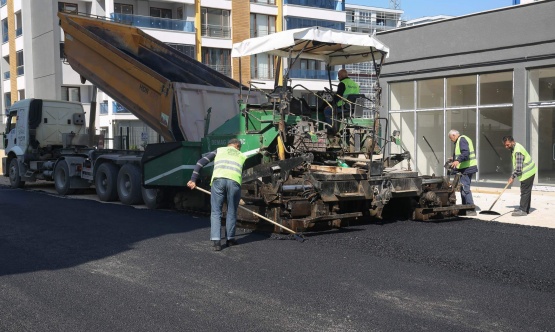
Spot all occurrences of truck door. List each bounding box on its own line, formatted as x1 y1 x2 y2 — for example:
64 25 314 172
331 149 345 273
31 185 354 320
4 108 27 155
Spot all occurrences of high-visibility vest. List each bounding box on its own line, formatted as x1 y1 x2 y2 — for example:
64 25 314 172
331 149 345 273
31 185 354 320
512 142 537 181
337 78 360 107
211 146 246 185
454 135 477 169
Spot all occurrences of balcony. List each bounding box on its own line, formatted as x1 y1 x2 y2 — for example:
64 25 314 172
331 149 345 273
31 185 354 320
205 64 231 77
288 68 336 80
111 13 195 33
283 0 344 11
112 101 131 114
3 71 8 80
15 27 22 37
16 66 24 76
201 24 231 39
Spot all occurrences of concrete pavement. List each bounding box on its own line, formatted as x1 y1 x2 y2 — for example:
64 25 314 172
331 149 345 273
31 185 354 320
463 186 555 229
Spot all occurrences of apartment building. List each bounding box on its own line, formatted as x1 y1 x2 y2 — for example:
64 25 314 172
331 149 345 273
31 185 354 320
2 0 398 149
344 4 402 102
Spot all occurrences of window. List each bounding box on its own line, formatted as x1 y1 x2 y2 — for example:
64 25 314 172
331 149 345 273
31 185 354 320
4 92 11 108
58 2 78 14
417 78 443 109
2 18 7 43
250 14 276 37
15 50 24 76
202 48 231 76
390 81 414 110
201 8 231 38
285 16 344 30
479 72 512 105
167 43 195 59
150 7 172 19
115 3 133 15
251 54 275 79
529 67 555 103
61 86 80 102
446 75 476 107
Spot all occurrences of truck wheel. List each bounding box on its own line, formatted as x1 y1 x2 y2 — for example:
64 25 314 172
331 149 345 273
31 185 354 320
142 186 165 209
54 160 76 195
8 158 25 188
117 164 143 205
95 163 119 201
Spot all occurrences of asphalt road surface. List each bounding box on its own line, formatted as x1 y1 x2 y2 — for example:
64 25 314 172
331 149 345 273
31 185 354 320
1 185 554 332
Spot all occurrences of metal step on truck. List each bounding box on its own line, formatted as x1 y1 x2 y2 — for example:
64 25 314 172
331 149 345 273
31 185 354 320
3 12 474 233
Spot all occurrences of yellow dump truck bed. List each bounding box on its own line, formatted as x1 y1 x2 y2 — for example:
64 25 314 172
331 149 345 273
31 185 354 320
58 12 255 142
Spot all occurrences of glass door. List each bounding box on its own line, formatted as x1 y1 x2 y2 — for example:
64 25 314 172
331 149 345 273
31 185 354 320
531 107 555 185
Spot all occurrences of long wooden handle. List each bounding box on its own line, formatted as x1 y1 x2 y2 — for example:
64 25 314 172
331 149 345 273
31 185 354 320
486 181 511 211
194 186 298 235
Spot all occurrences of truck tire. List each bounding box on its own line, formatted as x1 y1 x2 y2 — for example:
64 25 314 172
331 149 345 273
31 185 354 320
117 164 143 205
54 160 76 195
8 158 25 188
142 186 165 209
95 162 119 202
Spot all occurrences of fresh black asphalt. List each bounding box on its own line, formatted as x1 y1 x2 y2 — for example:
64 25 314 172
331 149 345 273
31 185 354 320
1 185 554 331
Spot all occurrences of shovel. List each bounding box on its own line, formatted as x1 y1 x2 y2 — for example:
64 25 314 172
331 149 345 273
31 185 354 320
194 186 305 242
479 182 510 215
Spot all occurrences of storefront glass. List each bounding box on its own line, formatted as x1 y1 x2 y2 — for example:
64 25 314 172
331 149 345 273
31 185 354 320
390 112 415 171
389 72 513 181
480 72 513 105
478 107 513 182
447 75 476 107
417 110 444 176
417 78 443 109
390 81 414 110
529 67 555 186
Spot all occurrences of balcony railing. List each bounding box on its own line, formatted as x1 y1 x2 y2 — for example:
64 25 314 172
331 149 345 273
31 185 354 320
205 64 231 77
250 28 275 38
0 0 6 7
15 27 22 37
283 0 344 11
2 33 7 43
288 69 336 80
250 0 276 4
201 24 231 39
16 66 24 76
3 71 9 80
111 13 195 32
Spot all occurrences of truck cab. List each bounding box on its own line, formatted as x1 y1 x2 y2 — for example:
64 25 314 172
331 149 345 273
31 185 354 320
2 98 87 187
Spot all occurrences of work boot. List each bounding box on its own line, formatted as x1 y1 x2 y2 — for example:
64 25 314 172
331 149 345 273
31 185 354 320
213 240 222 251
511 210 527 217
226 239 238 247
466 210 477 216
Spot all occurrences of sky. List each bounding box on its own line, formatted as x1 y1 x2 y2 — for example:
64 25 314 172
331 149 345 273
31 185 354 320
346 0 515 20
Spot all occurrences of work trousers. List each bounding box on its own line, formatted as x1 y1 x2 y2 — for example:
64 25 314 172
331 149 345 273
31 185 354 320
459 172 475 206
519 174 535 213
210 178 241 241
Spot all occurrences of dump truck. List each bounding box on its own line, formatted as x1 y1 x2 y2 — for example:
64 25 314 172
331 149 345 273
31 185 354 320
2 12 262 206
3 13 474 232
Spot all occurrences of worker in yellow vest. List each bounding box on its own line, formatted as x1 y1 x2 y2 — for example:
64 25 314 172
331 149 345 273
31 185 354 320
187 138 246 251
324 69 360 131
448 129 478 216
503 136 537 216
